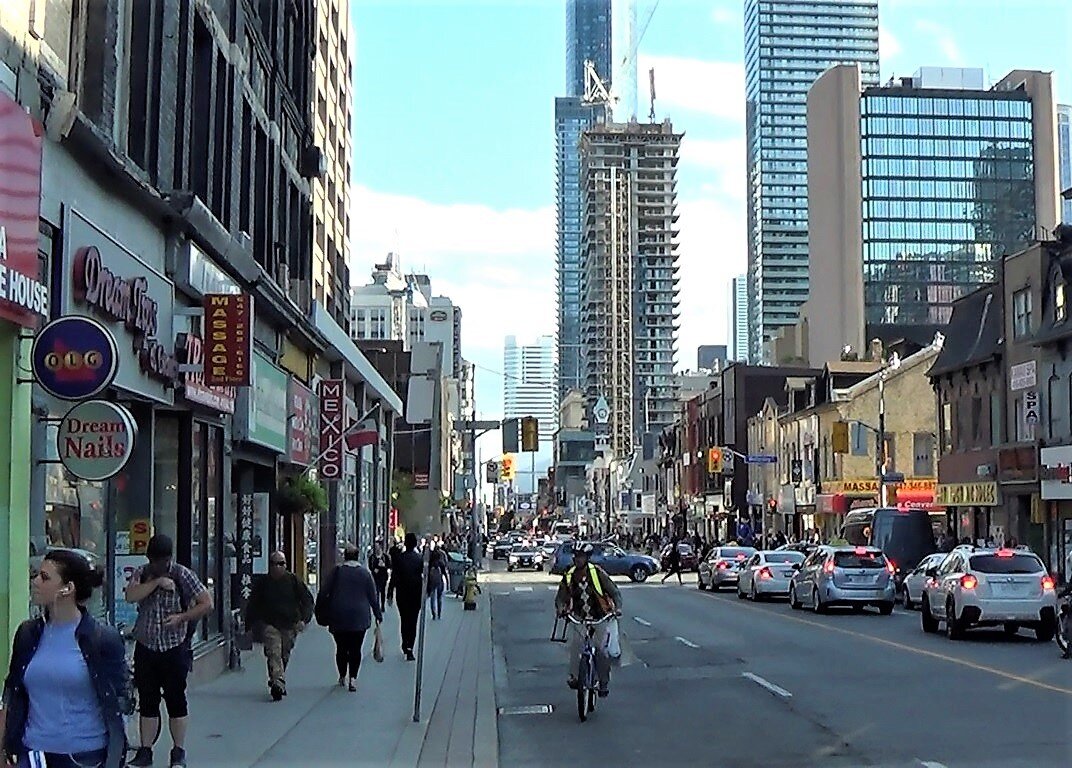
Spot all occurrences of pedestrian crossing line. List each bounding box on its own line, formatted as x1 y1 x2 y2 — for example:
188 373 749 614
917 761 949 768
674 636 699 649
742 672 792 698
633 617 652 627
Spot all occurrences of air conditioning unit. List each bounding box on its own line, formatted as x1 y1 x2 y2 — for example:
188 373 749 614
299 144 326 179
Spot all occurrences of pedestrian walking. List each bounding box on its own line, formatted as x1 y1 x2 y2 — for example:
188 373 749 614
369 542 390 613
661 539 684 584
124 534 214 768
316 546 383 691
426 541 448 620
387 533 423 660
244 551 314 701
2 549 129 768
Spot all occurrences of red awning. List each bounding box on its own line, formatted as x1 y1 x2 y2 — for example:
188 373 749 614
896 488 944 511
816 494 850 515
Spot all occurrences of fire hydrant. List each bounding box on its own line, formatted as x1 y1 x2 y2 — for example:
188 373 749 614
463 568 481 611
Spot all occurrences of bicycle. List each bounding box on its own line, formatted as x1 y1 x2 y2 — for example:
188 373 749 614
1056 595 1071 658
565 614 615 722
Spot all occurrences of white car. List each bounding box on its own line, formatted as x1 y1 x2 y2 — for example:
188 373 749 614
900 553 948 610
921 547 1057 641
736 550 805 600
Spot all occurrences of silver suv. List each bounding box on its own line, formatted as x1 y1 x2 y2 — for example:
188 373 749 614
789 545 896 615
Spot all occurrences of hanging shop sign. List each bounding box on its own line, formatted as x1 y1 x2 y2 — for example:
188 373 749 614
65 211 176 404
318 378 344 479
286 378 315 466
934 481 1000 507
31 316 119 400
56 400 137 481
0 91 48 327
203 293 252 386
175 332 236 413
234 351 288 452
1040 446 1072 500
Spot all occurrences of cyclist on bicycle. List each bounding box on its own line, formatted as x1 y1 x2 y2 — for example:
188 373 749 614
555 543 622 697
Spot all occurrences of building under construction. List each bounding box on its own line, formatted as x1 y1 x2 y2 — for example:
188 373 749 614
579 120 682 457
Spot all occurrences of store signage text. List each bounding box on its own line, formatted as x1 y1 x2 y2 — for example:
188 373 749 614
318 379 344 479
73 245 177 384
429 309 448 321
1009 361 1036 392
287 379 315 466
236 493 255 606
56 400 137 481
0 225 48 319
825 478 936 495
934 481 999 507
31 316 119 400
203 293 252 386
176 332 236 413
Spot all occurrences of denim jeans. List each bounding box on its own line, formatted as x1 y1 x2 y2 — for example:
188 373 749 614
17 748 108 768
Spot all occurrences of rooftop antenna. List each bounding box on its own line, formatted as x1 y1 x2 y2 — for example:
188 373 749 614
648 67 656 122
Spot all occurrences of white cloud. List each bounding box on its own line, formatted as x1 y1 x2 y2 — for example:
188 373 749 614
879 27 902 61
913 20 964 66
638 55 745 122
711 6 736 25
679 136 745 200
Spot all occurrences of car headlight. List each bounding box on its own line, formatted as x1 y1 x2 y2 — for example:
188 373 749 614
534 553 543 561
508 555 518 562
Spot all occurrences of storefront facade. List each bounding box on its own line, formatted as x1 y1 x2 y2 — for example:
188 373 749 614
1039 446 1072 581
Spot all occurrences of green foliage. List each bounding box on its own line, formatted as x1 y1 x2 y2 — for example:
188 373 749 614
277 474 328 515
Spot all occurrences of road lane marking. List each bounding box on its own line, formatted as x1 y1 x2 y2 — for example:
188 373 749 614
514 586 533 592
918 762 949 768
633 617 652 627
675 636 699 648
705 593 1072 697
742 672 793 698
547 585 558 591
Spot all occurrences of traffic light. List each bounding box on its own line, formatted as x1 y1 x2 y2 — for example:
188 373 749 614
500 454 516 481
707 447 724 474
832 420 849 454
521 416 539 452
486 461 500 484
502 418 519 454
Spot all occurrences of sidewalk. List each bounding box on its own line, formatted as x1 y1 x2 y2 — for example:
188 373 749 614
181 591 498 768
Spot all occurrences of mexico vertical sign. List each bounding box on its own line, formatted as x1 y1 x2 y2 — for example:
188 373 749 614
319 378 344 480
203 293 252 386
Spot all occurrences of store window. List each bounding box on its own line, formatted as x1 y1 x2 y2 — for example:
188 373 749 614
41 462 107 618
187 422 224 639
153 416 180 548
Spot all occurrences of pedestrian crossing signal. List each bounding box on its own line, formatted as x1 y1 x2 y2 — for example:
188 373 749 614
707 447 724 474
501 455 516 481
486 461 500 483
521 416 539 452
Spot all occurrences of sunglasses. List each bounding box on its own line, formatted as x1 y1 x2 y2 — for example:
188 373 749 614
270 559 287 566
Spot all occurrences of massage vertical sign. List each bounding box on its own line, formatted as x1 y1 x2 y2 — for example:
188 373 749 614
319 379 344 480
203 293 253 386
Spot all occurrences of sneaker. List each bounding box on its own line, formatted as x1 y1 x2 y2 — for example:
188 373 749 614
405 651 416 661
597 686 609 698
169 746 187 768
270 684 283 701
338 675 346 687
566 677 579 690
348 679 357 692
128 747 153 767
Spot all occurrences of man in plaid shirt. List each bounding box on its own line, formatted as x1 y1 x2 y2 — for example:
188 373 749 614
124 535 213 768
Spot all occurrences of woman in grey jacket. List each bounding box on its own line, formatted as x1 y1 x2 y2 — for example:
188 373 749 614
317 546 383 691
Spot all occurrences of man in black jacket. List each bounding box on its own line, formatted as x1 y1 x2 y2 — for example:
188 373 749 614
387 533 423 660
245 551 314 700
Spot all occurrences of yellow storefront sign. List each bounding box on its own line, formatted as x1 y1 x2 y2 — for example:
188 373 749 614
934 481 999 507
825 478 936 495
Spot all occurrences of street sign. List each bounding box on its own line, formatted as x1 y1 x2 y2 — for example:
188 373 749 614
746 454 777 464
593 395 610 425
882 472 906 483
1024 389 1040 426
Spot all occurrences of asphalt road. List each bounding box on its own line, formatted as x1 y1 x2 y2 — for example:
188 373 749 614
486 563 1072 768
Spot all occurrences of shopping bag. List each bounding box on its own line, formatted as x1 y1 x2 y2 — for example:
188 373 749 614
373 624 385 663
605 617 621 659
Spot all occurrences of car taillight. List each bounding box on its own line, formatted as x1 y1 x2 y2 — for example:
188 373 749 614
1042 575 1056 591
823 560 834 574
758 567 773 580
716 561 728 570
886 560 896 574
854 546 867 555
996 549 1014 558
960 574 978 590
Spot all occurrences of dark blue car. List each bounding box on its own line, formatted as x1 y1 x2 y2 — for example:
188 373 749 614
550 541 660 583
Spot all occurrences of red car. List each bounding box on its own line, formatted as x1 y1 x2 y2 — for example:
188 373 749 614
660 542 699 572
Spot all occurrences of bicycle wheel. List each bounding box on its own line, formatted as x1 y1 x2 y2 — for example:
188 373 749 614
577 655 590 721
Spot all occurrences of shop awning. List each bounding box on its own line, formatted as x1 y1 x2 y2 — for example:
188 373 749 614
816 494 849 515
896 487 945 511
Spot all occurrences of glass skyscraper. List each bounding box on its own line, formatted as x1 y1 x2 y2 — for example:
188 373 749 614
566 0 611 96
744 0 879 360
1059 104 1071 223
860 81 1035 325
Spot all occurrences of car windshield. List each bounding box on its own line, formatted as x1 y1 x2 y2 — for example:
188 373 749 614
969 554 1044 574
764 552 804 564
834 552 887 569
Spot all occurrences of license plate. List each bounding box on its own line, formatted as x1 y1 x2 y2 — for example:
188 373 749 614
991 583 1027 597
781 570 794 577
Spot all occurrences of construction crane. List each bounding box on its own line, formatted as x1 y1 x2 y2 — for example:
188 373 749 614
583 0 663 120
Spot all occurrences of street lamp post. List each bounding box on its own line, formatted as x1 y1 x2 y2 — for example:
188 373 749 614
876 353 900 507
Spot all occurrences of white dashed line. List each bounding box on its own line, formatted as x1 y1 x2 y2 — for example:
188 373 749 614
742 672 792 698
633 617 652 627
674 636 699 648
514 586 533 592
917 762 949 768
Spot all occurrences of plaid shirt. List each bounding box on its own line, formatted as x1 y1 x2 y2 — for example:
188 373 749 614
131 564 207 652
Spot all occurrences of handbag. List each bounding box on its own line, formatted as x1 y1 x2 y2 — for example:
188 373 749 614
604 617 622 659
373 624 385 663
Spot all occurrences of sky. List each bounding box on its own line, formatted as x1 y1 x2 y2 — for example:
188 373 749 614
349 0 1072 441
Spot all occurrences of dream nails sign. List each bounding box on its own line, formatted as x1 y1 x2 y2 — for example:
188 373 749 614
64 210 176 405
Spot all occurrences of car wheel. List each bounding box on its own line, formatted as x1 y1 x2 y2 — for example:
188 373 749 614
921 597 939 633
945 599 964 640
631 565 649 583
878 602 894 616
1035 618 1056 643
1003 622 1019 637
812 587 826 614
507 565 513 572
789 585 802 610
902 587 914 611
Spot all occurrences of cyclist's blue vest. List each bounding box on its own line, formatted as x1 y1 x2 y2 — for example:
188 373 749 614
565 563 605 597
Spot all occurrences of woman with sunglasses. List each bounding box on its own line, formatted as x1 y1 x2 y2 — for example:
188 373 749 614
1 549 129 768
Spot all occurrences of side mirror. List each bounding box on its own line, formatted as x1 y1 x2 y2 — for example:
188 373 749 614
925 567 938 578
